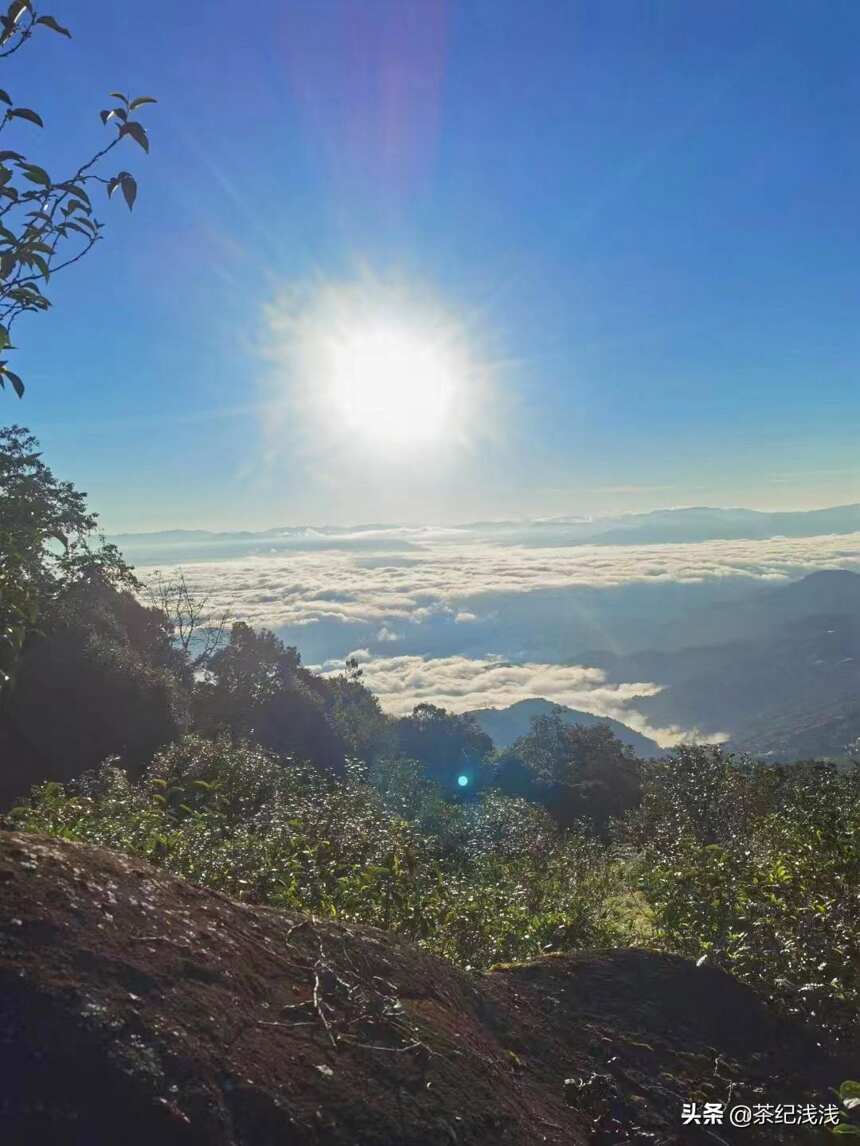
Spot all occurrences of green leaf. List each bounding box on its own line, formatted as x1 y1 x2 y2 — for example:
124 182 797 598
129 96 157 110
119 121 149 153
6 369 24 398
0 90 11 105
73 215 98 234
0 3 27 44
9 107 43 127
109 91 128 105
20 163 50 186
120 173 137 210
35 14 70 36
841 1084 860 1102
0 324 9 349
61 220 90 237
58 181 90 207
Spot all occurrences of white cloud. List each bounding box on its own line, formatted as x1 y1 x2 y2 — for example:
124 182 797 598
318 651 725 748
137 529 860 635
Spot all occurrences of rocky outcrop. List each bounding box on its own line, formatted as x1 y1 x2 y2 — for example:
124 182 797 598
0 830 850 1144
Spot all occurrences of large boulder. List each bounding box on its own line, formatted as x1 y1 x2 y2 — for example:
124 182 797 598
0 830 850 1144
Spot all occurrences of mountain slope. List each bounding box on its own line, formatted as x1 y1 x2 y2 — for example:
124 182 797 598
467 698 661 756
585 572 860 758
730 693 860 760
648 568 860 652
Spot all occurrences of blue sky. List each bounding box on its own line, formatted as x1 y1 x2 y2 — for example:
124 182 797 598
8 0 860 529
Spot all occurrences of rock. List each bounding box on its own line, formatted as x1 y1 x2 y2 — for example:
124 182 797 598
0 830 851 1144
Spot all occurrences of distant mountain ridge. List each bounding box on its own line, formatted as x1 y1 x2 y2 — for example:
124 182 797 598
575 504 860 545
467 698 661 757
110 503 860 555
585 570 860 761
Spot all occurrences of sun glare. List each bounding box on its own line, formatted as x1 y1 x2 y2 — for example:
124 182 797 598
327 325 456 445
266 275 498 462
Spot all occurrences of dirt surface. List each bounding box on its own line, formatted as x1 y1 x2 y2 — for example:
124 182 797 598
0 830 851 1144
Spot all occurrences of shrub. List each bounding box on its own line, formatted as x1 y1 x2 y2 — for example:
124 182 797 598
8 737 623 969
626 747 860 1038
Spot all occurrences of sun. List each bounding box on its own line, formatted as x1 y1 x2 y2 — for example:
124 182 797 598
266 275 497 461
325 323 457 446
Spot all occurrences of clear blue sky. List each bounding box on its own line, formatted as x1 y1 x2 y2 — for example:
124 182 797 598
7 0 860 529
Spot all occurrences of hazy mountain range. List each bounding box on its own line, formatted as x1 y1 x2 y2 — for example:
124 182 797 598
581 570 860 760
110 503 860 565
460 569 860 761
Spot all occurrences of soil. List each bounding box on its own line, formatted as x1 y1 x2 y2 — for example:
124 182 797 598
0 830 852 1145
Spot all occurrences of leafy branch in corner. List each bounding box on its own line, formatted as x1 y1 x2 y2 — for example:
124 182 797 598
0 1 156 398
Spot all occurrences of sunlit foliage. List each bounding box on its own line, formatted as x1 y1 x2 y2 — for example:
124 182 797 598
9 736 624 969
625 746 860 1038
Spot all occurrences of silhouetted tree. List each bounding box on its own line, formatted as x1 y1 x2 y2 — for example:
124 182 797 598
495 711 641 832
0 425 136 696
1 574 187 804
0 3 155 399
194 623 347 774
395 703 494 794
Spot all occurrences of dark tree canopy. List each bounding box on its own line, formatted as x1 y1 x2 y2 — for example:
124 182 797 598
495 711 641 831
0 424 137 692
194 623 390 776
1 576 187 804
394 702 494 794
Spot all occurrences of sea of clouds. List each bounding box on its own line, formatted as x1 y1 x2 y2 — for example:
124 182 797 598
124 523 860 746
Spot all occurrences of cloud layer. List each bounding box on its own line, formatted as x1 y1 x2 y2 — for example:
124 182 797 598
138 528 860 634
128 523 860 743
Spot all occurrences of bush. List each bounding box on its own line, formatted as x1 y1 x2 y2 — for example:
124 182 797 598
8 737 624 969
625 747 860 1039
495 715 641 833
